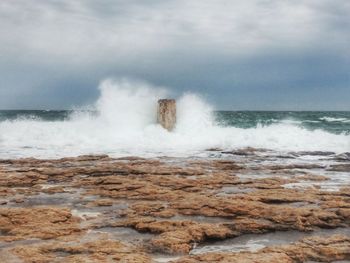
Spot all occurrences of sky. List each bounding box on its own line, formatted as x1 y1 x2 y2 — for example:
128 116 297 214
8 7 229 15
0 0 349 110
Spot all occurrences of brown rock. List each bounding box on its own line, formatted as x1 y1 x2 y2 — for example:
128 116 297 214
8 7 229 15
173 235 350 262
0 207 81 241
10 239 152 263
0 155 349 262
157 99 176 131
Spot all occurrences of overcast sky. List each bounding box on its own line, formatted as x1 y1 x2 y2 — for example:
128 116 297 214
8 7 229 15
0 0 349 110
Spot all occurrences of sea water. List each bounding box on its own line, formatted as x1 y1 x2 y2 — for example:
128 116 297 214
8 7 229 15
0 79 349 159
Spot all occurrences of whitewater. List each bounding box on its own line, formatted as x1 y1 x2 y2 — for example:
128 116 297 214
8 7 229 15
0 79 349 159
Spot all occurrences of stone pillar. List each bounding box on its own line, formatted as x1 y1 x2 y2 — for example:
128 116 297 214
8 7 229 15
157 99 176 131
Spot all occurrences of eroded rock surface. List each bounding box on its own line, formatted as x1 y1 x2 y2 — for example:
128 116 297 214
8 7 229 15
0 150 349 262
175 235 350 263
0 207 81 242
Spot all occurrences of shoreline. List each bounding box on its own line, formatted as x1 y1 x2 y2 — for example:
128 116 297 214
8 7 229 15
0 151 349 262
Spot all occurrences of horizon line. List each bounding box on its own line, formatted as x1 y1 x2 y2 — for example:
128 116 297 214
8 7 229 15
1 109 350 112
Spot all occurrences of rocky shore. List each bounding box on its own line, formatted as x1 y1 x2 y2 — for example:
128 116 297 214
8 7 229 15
0 149 349 262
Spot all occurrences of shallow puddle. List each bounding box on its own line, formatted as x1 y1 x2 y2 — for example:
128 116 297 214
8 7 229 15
169 215 233 223
0 238 46 250
91 227 155 244
217 185 255 196
190 227 350 255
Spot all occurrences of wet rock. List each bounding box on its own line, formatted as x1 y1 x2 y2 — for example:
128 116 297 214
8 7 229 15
334 152 350 161
10 239 152 263
328 164 350 172
41 186 67 194
13 197 24 203
118 218 236 254
157 99 176 131
266 164 325 170
87 199 114 207
0 207 81 241
290 151 335 157
174 235 350 262
222 147 268 156
0 155 349 262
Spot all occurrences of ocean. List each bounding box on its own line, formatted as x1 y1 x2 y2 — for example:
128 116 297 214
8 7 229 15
0 109 349 159
0 82 349 159
1 110 350 134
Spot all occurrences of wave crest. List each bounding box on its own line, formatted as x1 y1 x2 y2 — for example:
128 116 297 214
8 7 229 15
0 79 349 158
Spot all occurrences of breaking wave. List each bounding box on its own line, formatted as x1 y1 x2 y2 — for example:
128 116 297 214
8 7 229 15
0 79 349 158
320 117 350 123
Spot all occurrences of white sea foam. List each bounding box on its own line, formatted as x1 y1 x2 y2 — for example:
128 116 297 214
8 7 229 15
0 79 349 159
279 119 303 125
320 117 350 123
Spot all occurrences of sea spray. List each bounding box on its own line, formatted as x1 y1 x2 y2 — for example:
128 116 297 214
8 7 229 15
177 93 214 133
95 79 168 130
0 78 349 158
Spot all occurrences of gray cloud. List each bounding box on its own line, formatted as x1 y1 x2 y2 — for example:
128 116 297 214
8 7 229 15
0 0 349 110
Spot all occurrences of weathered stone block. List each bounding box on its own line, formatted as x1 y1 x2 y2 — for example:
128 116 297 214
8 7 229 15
157 99 176 131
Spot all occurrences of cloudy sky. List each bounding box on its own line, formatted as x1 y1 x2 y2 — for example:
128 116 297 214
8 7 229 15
0 0 349 110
